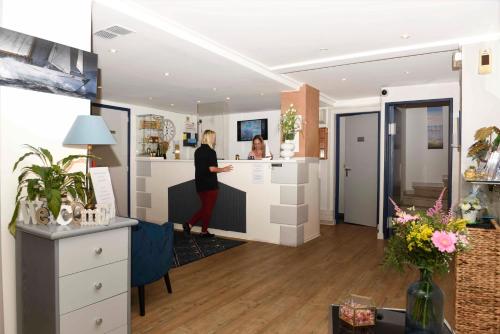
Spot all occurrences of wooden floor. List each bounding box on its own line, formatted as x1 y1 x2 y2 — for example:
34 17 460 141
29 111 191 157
131 224 455 333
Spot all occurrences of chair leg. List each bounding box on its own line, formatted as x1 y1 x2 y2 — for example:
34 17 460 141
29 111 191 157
138 285 145 316
164 272 172 294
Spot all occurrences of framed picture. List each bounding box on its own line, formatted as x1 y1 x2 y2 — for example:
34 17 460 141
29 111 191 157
427 106 444 149
0 27 97 100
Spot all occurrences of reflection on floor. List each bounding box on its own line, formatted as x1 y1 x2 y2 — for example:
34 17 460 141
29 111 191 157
131 224 455 334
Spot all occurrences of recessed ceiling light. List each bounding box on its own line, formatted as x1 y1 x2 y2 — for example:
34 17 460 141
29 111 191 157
109 48 117 53
148 97 153 100
259 92 264 96
319 48 329 52
341 78 347 81
405 70 411 74
212 87 217 91
170 103 174 107
225 97 231 101
197 100 201 103
400 34 411 39
164 72 170 76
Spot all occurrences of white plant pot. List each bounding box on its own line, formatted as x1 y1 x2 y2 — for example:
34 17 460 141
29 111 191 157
462 210 478 223
280 140 295 160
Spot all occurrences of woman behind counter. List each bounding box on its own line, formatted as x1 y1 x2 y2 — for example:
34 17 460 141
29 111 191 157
183 130 233 238
247 134 272 160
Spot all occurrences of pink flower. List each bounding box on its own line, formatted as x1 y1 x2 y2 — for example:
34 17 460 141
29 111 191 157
431 231 457 253
427 188 446 217
457 234 469 247
397 213 419 223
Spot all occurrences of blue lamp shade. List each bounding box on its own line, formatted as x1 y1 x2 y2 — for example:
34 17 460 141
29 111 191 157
63 115 116 145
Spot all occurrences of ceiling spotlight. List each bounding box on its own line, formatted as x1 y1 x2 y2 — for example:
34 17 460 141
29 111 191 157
259 92 264 96
109 48 117 53
148 97 153 100
226 97 231 100
341 78 347 81
405 71 411 75
212 87 217 91
170 103 174 107
400 34 411 39
197 100 201 103
319 48 329 52
164 72 170 76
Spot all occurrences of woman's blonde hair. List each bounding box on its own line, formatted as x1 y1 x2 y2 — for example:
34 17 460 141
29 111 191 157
251 135 266 153
201 129 216 148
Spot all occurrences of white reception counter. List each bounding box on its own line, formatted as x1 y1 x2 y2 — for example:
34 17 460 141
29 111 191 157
132 158 320 246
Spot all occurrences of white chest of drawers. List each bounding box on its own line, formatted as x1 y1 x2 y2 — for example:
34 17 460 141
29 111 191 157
16 217 138 334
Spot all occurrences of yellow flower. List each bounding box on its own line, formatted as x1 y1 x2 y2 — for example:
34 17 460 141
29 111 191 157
406 223 434 252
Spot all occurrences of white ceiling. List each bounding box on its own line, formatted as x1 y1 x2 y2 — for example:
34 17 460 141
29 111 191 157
291 51 459 99
92 0 500 113
93 2 292 113
132 0 500 68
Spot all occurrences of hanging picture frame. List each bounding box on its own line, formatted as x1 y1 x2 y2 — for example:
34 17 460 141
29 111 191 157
0 27 97 100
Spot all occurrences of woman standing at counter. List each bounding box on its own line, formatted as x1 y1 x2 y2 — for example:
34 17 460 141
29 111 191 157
183 130 233 238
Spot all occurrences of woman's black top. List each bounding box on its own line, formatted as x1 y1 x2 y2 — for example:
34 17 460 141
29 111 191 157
194 144 218 192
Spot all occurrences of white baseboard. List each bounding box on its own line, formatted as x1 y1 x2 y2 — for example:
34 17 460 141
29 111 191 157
320 210 334 222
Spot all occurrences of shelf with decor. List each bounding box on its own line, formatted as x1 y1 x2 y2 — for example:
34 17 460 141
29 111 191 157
455 125 500 334
136 114 167 157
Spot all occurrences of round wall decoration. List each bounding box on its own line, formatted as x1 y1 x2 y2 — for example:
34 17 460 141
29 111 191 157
162 119 176 142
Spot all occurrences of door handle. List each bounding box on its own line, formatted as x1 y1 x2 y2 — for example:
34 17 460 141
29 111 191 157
345 167 352 177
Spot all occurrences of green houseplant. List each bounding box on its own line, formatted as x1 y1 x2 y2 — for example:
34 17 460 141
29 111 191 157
9 145 90 235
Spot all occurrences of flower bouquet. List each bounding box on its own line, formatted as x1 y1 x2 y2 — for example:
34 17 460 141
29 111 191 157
459 198 482 223
384 189 469 333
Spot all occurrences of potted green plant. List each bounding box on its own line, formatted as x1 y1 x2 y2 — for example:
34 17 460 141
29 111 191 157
9 145 89 235
280 104 301 159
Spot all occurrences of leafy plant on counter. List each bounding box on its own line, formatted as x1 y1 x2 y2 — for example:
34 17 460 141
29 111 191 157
9 145 91 235
467 126 500 165
280 104 301 141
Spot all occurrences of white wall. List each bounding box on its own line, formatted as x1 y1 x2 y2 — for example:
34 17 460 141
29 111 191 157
403 106 449 190
461 39 500 216
0 1 92 333
227 110 281 160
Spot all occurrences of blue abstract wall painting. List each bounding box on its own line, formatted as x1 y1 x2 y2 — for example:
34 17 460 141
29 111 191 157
0 27 97 100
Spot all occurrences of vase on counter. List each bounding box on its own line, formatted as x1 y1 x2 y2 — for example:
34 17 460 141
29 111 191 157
280 140 295 160
405 269 444 334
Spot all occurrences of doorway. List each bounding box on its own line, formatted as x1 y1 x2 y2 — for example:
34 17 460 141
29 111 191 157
91 103 131 217
335 112 380 227
383 99 453 238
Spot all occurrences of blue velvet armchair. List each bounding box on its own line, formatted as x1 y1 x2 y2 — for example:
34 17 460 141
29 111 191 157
131 221 174 316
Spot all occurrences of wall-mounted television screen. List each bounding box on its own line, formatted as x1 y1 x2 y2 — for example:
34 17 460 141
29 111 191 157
237 119 268 141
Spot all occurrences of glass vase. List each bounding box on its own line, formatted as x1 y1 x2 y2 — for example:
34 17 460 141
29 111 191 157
405 269 444 334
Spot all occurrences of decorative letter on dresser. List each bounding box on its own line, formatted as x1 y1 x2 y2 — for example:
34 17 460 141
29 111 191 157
16 217 138 334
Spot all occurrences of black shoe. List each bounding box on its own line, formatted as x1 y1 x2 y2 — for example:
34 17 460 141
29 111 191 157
182 223 191 237
200 231 215 238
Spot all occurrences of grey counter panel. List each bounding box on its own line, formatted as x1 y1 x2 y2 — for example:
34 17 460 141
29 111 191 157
168 180 246 233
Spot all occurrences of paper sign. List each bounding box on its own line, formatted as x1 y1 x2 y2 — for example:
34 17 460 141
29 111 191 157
89 167 116 218
252 163 265 184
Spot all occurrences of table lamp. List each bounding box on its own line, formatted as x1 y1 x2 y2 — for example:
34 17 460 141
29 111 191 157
63 115 116 161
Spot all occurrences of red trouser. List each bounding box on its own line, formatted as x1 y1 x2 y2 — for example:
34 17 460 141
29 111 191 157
187 189 218 232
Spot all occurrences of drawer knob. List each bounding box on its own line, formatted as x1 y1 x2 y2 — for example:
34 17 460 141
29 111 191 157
94 282 103 290
95 318 103 326
94 247 103 255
